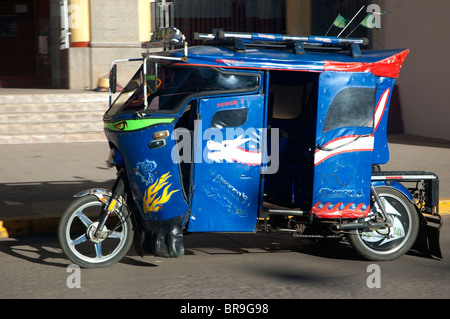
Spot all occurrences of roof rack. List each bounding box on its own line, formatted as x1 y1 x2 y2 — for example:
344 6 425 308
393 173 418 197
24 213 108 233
142 27 187 50
194 31 369 57
141 27 188 60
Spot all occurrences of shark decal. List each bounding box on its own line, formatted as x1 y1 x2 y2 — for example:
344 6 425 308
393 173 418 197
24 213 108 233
206 135 262 166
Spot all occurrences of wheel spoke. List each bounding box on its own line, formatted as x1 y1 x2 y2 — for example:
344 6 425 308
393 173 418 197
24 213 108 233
76 210 93 227
71 233 88 246
108 230 123 239
95 242 103 259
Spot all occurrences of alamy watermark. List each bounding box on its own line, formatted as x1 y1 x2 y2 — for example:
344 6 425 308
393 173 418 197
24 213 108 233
366 4 383 29
66 264 81 289
366 264 381 288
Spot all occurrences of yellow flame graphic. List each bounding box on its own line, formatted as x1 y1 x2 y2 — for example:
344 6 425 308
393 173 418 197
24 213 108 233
143 172 179 213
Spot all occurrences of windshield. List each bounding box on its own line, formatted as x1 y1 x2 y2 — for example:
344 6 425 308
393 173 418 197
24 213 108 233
106 61 261 117
106 64 146 116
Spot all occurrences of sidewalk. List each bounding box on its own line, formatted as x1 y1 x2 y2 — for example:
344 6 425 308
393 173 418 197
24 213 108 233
0 135 449 238
0 88 109 101
0 88 109 144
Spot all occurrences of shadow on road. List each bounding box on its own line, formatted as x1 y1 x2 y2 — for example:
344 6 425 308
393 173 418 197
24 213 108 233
0 234 159 268
0 179 115 218
0 227 441 271
183 231 364 261
0 179 115 237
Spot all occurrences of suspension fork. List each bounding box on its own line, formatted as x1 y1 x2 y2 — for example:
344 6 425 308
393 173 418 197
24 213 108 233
370 184 389 222
95 172 126 237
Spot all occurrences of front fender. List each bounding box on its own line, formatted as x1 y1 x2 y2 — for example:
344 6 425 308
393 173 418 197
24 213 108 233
74 188 113 201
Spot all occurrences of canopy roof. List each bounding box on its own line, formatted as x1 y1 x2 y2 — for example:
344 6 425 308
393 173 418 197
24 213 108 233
159 44 408 79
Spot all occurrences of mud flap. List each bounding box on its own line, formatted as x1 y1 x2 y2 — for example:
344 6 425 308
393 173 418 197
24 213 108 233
132 218 145 258
412 211 442 259
143 215 185 257
133 231 145 258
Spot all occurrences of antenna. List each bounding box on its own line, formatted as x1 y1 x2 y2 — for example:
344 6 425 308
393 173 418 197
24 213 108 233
337 5 365 37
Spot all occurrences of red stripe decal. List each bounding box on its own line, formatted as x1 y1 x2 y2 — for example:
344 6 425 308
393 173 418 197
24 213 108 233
324 49 409 78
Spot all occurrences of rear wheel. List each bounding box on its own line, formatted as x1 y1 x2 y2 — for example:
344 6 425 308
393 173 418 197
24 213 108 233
58 195 133 268
348 187 419 261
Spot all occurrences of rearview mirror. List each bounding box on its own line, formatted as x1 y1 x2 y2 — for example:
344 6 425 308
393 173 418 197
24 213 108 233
109 64 117 94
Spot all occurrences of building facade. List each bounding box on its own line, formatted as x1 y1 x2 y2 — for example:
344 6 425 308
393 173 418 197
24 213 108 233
0 0 448 141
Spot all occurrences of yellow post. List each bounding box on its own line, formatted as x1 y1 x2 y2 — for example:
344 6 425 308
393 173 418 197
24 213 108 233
138 0 152 42
69 0 90 47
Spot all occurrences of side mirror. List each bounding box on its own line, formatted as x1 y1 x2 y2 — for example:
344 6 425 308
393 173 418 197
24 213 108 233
109 64 117 94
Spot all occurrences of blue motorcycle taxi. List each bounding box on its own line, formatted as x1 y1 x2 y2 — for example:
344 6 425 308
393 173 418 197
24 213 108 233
58 27 442 268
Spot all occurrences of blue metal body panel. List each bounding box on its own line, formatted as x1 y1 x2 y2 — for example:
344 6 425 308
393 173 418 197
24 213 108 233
105 123 189 223
312 71 375 218
372 77 396 165
188 94 265 232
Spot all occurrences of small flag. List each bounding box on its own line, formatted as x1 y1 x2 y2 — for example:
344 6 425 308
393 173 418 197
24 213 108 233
333 14 348 28
360 13 379 29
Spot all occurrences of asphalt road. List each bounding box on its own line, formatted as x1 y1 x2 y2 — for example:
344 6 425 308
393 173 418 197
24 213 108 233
0 215 449 300
0 136 449 302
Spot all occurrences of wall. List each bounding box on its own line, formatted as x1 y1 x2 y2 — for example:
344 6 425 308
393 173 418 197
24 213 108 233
68 0 151 90
63 0 450 142
286 0 310 36
372 0 450 141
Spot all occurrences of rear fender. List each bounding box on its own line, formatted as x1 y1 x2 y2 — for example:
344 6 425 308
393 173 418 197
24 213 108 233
371 181 413 201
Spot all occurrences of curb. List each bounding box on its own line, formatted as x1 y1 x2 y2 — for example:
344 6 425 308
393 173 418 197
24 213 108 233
0 215 60 239
1 200 449 239
440 199 450 215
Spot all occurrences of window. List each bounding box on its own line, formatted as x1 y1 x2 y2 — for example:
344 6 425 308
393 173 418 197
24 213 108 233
323 87 376 132
106 62 260 117
211 108 248 128
106 66 144 116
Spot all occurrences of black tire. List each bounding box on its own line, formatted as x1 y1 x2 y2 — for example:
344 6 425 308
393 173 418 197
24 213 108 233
58 195 133 268
348 186 419 261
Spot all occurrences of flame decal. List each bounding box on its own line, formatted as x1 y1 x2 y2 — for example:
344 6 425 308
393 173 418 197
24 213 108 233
143 172 179 213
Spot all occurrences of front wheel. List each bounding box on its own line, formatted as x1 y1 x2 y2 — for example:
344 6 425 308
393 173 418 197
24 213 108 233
58 195 133 268
348 187 419 261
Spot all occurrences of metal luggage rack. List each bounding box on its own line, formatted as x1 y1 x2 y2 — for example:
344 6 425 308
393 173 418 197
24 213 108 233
193 30 369 57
